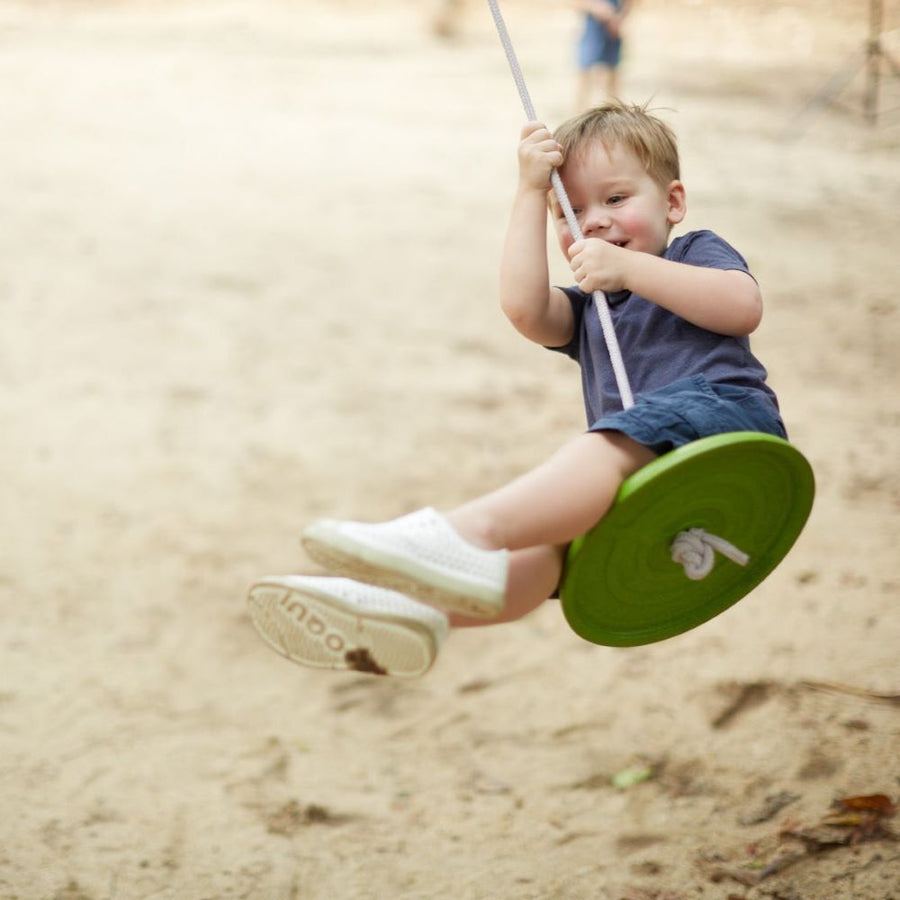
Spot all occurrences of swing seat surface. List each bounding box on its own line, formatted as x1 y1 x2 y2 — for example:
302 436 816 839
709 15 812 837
559 432 815 647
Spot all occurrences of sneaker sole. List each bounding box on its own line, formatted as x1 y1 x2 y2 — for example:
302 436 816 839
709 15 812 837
301 528 502 619
247 579 438 678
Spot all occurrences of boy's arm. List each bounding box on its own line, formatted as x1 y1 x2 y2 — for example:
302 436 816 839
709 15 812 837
571 1 633 37
500 124 575 347
568 240 762 337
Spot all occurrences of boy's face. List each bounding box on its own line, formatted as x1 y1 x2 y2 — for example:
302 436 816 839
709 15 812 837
550 141 685 260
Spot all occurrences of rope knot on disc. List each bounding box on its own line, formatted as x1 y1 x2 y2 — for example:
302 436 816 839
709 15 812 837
671 528 750 580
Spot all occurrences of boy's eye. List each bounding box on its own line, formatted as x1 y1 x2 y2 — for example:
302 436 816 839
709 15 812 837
555 206 580 223
607 194 626 205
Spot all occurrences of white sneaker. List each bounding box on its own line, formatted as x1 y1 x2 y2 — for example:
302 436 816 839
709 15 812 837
301 507 508 618
247 575 449 678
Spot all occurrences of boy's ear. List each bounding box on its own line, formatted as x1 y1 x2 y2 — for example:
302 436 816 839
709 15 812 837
666 180 687 225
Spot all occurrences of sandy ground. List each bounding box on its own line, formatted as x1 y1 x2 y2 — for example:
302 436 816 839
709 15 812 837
1 0 899 898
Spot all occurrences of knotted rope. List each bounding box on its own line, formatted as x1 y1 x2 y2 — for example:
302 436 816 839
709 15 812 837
670 528 750 580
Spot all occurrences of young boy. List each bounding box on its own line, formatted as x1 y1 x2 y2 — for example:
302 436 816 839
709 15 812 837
247 102 785 678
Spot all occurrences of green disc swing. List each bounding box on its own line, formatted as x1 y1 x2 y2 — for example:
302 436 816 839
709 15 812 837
486 0 815 646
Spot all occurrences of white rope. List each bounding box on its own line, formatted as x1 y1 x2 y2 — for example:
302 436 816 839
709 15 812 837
670 528 750 580
485 0 634 409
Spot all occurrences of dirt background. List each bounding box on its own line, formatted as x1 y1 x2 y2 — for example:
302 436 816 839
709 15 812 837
1 0 899 898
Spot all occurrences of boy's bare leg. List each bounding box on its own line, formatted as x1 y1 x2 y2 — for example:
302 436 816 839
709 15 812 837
577 66 616 110
298 432 655 620
449 431 653 627
449 543 567 628
576 69 591 111
446 430 656 553
606 66 620 99
430 0 462 38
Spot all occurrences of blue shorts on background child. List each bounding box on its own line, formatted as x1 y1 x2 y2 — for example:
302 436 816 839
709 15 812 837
578 2 623 70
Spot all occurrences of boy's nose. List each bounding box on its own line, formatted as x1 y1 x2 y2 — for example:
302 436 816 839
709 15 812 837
582 206 611 235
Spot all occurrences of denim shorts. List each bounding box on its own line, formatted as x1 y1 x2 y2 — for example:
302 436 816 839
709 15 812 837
589 374 787 455
578 18 622 69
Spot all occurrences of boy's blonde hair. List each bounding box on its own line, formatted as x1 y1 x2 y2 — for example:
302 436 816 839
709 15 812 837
553 101 680 188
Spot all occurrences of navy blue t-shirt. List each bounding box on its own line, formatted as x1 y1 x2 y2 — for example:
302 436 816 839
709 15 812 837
548 230 779 423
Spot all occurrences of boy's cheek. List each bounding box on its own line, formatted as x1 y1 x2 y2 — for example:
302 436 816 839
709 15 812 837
553 224 574 257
